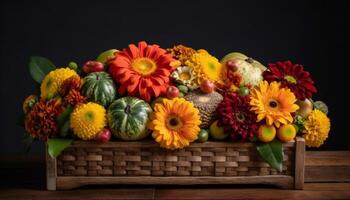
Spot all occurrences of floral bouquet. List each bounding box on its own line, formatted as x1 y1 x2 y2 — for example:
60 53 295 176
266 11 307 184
20 41 331 171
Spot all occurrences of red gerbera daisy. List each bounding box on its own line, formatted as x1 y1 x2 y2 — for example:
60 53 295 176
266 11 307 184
263 61 317 100
108 41 175 102
217 93 259 141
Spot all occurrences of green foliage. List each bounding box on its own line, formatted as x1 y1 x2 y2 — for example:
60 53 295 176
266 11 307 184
257 140 283 172
47 138 73 158
56 105 74 137
29 56 56 83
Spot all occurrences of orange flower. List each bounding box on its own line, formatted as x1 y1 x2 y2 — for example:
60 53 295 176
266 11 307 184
24 99 64 140
63 90 87 107
59 75 83 97
109 41 175 102
167 45 196 65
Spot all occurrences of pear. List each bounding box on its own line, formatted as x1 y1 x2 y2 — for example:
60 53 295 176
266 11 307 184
96 49 119 64
245 57 267 72
221 52 266 72
296 99 313 118
220 52 248 64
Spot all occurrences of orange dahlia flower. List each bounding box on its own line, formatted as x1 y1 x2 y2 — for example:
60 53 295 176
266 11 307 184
108 41 175 102
24 99 64 140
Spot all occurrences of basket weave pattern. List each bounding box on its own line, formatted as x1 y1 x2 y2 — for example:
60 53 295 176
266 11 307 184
57 141 294 177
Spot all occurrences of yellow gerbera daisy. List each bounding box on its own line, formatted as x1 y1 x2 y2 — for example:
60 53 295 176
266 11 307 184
149 98 201 149
185 49 223 85
303 109 331 147
70 102 107 140
250 81 299 127
40 68 78 99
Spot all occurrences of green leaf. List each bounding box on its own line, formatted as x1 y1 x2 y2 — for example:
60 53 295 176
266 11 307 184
59 120 71 137
256 140 283 172
29 56 56 83
47 138 73 158
56 105 73 137
21 133 34 152
57 105 73 126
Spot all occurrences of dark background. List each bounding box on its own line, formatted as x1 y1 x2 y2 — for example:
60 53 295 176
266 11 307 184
0 0 348 155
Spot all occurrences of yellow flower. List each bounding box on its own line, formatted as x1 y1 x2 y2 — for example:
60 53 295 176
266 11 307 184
250 81 299 127
149 98 201 149
185 49 223 85
303 109 331 147
40 68 78 99
70 102 107 140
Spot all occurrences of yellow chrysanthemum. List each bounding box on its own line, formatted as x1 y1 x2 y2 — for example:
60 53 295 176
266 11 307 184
303 109 331 147
185 49 223 85
70 102 107 140
149 98 201 149
250 81 299 127
40 68 78 99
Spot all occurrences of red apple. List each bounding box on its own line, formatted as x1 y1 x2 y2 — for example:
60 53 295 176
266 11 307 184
95 128 111 143
226 59 240 71
200 80 215 93
83 60 104 73
166 86 180 99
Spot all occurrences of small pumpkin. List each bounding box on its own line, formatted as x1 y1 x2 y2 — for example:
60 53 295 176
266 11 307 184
107 97 152 140
81 72 116 107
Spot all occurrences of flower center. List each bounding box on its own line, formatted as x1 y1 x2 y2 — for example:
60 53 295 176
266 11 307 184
179 72 191 80
284 75 297 84
235 112 246 123
166 115 183 130
132 58 157 75
268 99 280 109
84 111 94 121
208 62 216 71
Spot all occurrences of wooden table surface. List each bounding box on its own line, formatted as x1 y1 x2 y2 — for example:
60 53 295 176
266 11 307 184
0 151 349 200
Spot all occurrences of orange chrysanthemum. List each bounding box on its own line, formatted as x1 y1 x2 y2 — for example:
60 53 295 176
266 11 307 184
59 75 83 97
109 41 175 102
167 45 196 65
24 99 64 140
63 89 87 107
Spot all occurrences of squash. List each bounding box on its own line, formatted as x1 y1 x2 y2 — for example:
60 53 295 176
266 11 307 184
107 97 152 140
81 72 116 107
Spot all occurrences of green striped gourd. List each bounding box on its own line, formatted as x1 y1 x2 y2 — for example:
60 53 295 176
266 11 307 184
107 97 152 140
81 72 116 107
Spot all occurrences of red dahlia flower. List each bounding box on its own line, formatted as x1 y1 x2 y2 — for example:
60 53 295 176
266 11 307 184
217 93 259 141
263 61 317 100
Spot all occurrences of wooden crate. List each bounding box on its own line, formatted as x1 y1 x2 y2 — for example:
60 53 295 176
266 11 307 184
46 137 305 190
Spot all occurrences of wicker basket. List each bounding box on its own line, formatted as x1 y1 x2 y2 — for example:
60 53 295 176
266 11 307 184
46 137 305 190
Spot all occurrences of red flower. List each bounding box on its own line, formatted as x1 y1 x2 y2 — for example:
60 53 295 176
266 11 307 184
108 41 175 102
263 61 317 100
217 93 259 141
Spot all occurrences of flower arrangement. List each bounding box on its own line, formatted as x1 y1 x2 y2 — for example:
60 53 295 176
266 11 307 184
20 41 331 171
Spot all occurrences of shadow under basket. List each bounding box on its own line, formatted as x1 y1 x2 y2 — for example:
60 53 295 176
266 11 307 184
46 137 305 190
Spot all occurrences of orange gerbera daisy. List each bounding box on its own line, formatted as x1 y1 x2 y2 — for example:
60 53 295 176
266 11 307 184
109 41 175 102
250 81 299 127
148 98 201 149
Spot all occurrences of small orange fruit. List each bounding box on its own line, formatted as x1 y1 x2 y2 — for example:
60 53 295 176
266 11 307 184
277 124 296 142
257 125 276 142
209 120 228 140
